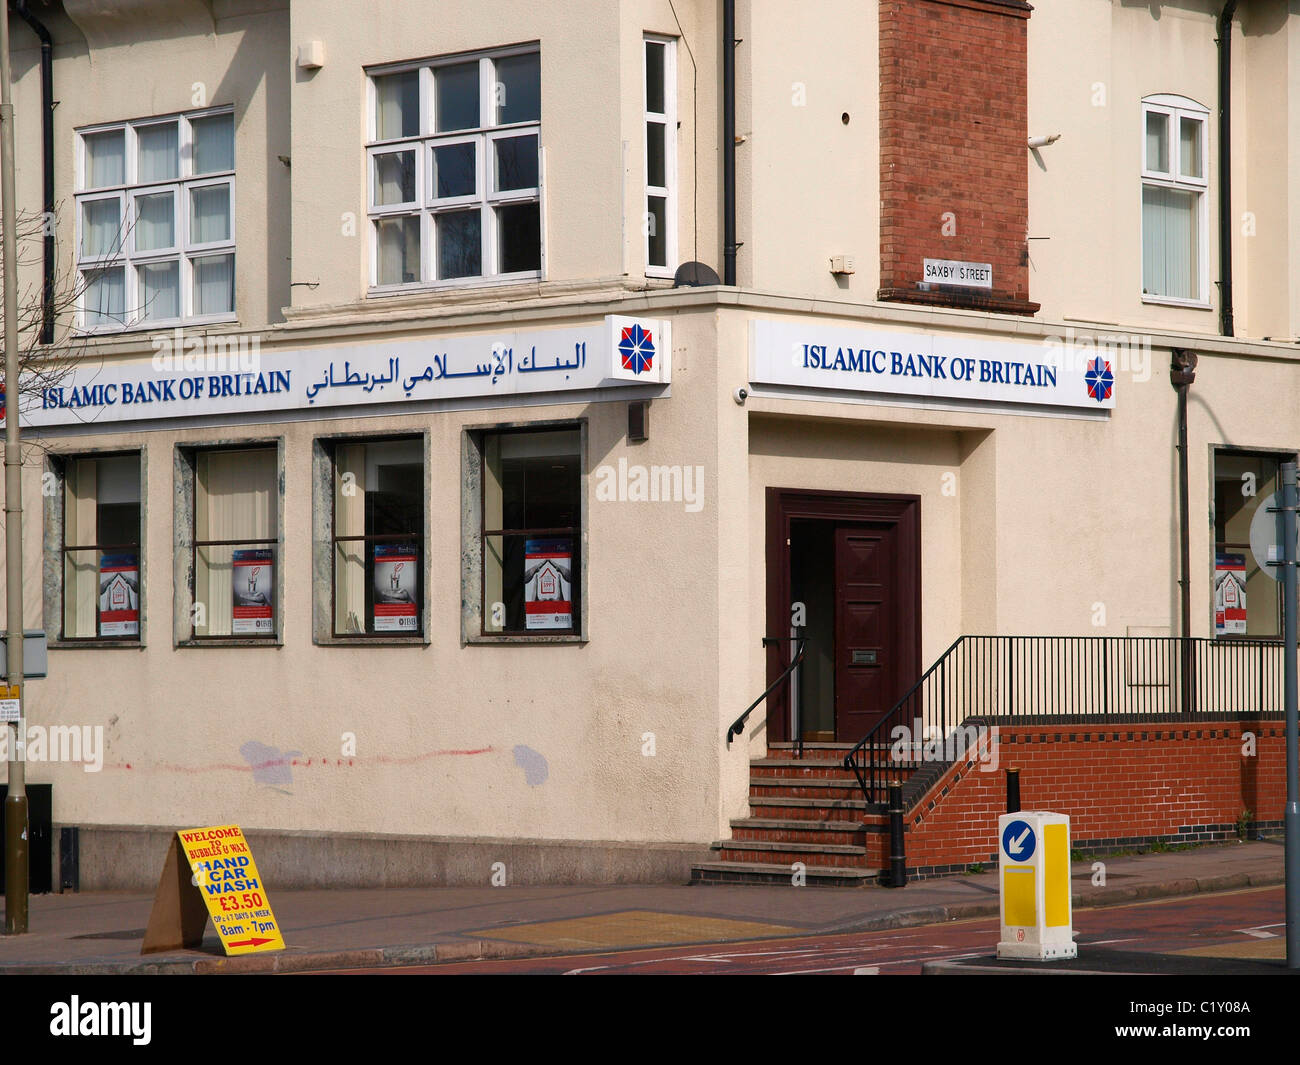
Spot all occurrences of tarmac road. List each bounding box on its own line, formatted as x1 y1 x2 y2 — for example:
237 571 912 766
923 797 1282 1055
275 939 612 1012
328 885 1287 975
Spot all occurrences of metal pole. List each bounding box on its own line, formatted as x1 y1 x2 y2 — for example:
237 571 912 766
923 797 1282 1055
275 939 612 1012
1280 462 1299 968
721 0 737 286
1 2 28 935
887 781 906 888
1172 351 1198 717
1006 767 1021 814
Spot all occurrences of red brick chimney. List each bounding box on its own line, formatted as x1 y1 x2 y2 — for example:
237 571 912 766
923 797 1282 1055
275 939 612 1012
878 0 1039 315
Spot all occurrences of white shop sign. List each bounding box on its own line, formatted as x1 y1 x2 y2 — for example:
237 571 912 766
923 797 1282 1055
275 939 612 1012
749 320 1116 411
923 258 993 289
17 315 671 429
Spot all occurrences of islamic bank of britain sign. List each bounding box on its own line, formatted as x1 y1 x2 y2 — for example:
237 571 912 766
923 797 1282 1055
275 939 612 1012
22 316 670 429
749 320 1115 412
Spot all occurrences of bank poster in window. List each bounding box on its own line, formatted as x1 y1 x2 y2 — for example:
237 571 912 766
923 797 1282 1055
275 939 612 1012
373 543 419 632
232 549 274 634
524 538 572 630
1215 552 1246 636
99 553 139 637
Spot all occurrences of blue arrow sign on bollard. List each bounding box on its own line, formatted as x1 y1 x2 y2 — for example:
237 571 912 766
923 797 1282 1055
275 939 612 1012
1002 819 1036 862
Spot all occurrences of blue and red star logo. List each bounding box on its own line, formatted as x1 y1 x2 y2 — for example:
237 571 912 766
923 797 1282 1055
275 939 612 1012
1084 356 1113 402
618 324 655 375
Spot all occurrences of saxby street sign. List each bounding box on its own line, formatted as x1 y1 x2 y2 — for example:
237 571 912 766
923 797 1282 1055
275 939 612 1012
141 824 285 956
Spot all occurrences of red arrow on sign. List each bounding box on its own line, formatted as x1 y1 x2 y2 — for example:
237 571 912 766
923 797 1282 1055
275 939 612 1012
228 937 275 949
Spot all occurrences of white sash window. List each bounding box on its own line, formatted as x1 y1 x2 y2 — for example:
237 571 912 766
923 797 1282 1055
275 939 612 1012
75 108 236 330
1141 96 1209 306
367 47 542 290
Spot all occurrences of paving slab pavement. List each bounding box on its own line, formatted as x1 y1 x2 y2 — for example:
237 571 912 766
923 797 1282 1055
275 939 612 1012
0 839 1284 974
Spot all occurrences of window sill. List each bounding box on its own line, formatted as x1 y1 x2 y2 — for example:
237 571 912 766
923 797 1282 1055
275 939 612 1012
49 639 144 650
467 633 587 645
176 638 283 648
315 635 430 647
1141 295 1212 310
73 313 239 339
367 272 542 298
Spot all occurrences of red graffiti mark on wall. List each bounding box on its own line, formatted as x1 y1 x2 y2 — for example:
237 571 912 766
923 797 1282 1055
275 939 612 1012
100 746 494 774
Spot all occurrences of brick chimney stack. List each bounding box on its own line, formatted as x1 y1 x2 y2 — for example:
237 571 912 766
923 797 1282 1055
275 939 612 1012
878 0 1039 315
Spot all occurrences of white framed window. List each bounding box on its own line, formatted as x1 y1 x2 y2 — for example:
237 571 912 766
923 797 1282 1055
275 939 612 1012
60 453 143 642
466 424 583 640
185 444 280 641
644 35 677 277
366 47 542 291
74 108 236 332
1141 95 1209 306
329 436 426 638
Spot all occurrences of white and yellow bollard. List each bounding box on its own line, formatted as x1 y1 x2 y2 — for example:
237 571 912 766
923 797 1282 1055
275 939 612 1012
997 811 1076 960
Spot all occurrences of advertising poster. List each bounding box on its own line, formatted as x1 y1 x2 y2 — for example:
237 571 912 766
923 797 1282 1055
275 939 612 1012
524 538 573 630
99 553 139 637
167 824 286 956
232 549 274 634
373 543 419 632
1214 552 1247 636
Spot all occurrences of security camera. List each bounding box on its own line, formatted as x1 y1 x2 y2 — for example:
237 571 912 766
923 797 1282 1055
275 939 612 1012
733 387 748 405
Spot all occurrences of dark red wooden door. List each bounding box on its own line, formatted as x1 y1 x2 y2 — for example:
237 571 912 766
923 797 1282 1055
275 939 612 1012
766 489 920 745
834 524 901 740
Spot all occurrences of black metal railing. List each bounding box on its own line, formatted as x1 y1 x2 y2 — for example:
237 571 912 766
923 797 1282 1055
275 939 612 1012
728 636 808 753
842 635 1289 804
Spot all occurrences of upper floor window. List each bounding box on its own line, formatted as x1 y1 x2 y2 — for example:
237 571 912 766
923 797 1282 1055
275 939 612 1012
1141 95 1208 306
76 108 236 331
644 36 677 276
367 48 542 290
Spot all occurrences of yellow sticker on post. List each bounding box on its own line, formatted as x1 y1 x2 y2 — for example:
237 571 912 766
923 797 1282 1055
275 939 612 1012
177 824 284 955
0 683 20 723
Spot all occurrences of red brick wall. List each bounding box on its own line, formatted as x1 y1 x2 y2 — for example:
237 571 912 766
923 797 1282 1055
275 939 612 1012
878 0 1037 314
874 723 1288 876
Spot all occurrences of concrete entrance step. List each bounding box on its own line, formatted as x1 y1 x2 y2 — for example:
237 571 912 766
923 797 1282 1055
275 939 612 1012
690 860 881 887
729 817 867 846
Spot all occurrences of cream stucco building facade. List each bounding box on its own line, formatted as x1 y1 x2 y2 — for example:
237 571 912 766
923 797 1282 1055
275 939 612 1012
1 0 1299 888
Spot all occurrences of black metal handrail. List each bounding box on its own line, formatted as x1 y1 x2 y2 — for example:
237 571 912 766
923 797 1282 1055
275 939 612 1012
727 636 808 752
841 635 961 803
842 635 1288 804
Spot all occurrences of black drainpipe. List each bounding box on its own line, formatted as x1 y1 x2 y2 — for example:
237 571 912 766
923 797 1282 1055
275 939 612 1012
1216 1 1236 337
1172 349 1198 717
722 0 737 285
12 2 54 344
